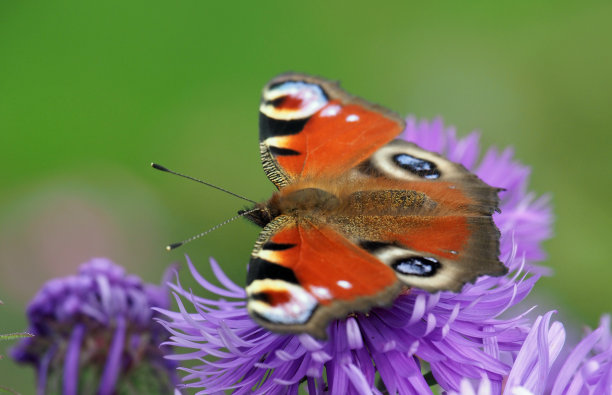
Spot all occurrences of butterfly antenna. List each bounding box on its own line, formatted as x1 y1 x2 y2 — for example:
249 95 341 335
151 163 258 204
165 208 261 251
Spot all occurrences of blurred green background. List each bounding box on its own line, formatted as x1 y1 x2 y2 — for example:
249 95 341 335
1 1 610 392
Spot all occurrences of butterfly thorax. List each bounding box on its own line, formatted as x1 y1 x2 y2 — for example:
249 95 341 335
244 182 343 228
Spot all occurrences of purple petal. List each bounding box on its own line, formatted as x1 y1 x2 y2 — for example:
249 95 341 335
63 324 85 395
342 363 374 394
36 345 57 395
98 316 126 395
185 256 244 298
551 326 604 394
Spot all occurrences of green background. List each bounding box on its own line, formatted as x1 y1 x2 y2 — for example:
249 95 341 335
1 1 610 392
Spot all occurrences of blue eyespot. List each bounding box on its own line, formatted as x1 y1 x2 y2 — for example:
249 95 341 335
393 154 440 179
392 257 440 277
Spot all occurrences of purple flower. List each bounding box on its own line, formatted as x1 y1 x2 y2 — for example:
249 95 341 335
551 314 611 394
12 258 177 395
452 313 612 395
158 117 553 394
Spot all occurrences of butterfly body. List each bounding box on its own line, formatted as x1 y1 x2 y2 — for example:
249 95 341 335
244 73 507 339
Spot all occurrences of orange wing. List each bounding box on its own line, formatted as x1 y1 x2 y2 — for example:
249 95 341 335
259 73 404 186
246 216 401 339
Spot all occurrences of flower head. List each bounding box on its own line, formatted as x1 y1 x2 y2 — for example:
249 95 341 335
12 258 177 395
158 118 553 394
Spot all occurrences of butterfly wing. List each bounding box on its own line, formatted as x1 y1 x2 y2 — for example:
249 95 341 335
246 215 401 339
338 139 507 292
258 73 404 187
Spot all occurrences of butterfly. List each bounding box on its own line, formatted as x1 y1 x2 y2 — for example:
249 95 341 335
242 73 507 339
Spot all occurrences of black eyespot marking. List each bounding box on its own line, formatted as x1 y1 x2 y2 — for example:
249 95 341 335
263 242 296 251
393 154 441 179
267 96 287 108
259 112 309 139
246 258 299 285
250 292 272 303
268 146 301 156
359 240 394 252
392 257 440 277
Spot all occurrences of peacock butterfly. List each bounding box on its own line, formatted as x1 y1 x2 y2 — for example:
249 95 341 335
237 73 508 339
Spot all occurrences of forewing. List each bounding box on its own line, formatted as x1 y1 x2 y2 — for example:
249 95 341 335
246 215 401 339
259 73 405 187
